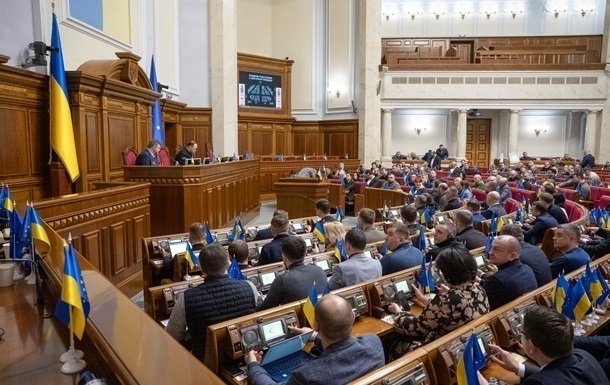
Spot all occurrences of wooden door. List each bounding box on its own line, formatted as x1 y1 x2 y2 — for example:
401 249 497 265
466 119 491 169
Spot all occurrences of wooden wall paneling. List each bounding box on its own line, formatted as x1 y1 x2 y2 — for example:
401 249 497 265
82 230 103 272
319 119 358 159
0 107 29 178
29 110 50 177
85 112 101 174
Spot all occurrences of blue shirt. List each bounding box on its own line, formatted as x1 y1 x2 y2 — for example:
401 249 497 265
380 242 424 276
550 247 591 278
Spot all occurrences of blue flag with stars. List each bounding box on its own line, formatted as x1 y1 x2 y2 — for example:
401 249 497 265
149 56 164 143
228 257 246 280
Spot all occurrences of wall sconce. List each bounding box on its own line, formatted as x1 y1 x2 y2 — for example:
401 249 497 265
335 90 340 98
459 11 471 19
407 11 420 20
433 11 444 20
484 11 496 19
382 7 395 21
534 129 547 137
414 127 427 136
510 10 523 19
328 88 340 98
577 7 596 17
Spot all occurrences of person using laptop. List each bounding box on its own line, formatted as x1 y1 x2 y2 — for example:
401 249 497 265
246 294 385 385
175 140 198 165
163 222 205 270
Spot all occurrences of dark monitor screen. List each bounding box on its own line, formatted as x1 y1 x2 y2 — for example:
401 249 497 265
238 71 282 109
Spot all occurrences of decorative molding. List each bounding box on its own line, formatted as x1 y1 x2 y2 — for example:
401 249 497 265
381 99 605 109
46 197 149 230
292 0 319 115
0 84 29 97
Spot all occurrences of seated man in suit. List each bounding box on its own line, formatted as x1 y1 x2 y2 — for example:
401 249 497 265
443 186 462 211
482 306 609 385
466 200 486 227
426 222 465 262
497 177 511 206
165 243 259 361
328 229 382 290
247 294 385 385
499 225 552 287
253 210 289 241
580 226 610 260
381 173 401 191
363 171 380 188
135 140 161 165
454 210 487 250
550 224 591 278
258 215 291 265
358 208 386 244
392 151 407 160
482 191 507 219
164 222 206 273
257 236 327 311
520 151 532 161
381 222 424 275
538 192 569 225
399 205 421 234
228 239 250 270
175 140 198 165
480 236 537 310
522 201 558 245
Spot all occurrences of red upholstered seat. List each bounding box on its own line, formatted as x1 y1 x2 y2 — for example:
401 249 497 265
472 189 487 202
564 200 585 222
354 182 364 194
558 188 579 202
599 195 610 209
158 145 171 166
510 188 536 202
504 199 520 214
507 182 517 188
591 186 610 207
122 146 138 166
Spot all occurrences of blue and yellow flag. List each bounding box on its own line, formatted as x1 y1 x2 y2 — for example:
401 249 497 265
55 240 90 340
2 186 13 214
335 207 345 222
334 238 348 262
417 256 429 292
573 278 592 323
420 208 431 224
595 269 610 306
50 13 79 182
382 201 389 219
184 243 199 270
317 166 324 180
204 225 214 245
552 273 569 313
228 257 245 280
313 221 325 243
20 204 51 253
587 262 603 304
456 333 486 385
484 234 494 253
230 219 245 241
149 55 164 143
303 283 318 327
9 204 25 260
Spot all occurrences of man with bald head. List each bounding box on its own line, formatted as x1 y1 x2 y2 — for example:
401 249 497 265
497 177 511 205
246 294 385 385
481 191 507 219
481 236 537 310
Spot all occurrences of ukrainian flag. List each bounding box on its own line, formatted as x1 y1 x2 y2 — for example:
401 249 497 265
184 243 199 270
55 240 90 340
2 186 13 214
587 263 603 304
595 269 610 305
313 221 325 243
484 234 494 253
573 278 591 323
552 273 569 313
334 238 348 262
303 283 318 327
456 333 486 385
497 217 505 232
417 256 429 292
20 204 51 253
382 201 389 219
317 166 324 180
50 13 80 182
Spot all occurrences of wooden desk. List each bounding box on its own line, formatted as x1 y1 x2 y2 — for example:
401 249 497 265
123 159 260 235
481 362 521 384
352 316 394 337
275 178 330 218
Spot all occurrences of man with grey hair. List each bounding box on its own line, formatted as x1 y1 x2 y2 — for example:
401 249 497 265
426 221 464 262
550 224 591 278
482 191 507 219
481 235 537 310
497 177 511 205
454 210 488 250
499 224 551 287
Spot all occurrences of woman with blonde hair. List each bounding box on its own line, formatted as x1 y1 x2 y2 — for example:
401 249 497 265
323 221 346 252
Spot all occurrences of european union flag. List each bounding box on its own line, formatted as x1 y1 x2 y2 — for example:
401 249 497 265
204 225 214 245
335 207 345 222
517 182 524 189
9 205 25 260
322 281 331 296
576 184 584 198
55 240 90 340
416 226 426 251
149 55 164 143
484 234 494 253
228 257 245 280
515 207 522 222
490 213 498 233
427 261 436 292
456 333 486 385
417 256 429 292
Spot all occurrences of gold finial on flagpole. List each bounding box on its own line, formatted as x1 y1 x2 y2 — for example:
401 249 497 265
52 1 55 13
68 233 72 244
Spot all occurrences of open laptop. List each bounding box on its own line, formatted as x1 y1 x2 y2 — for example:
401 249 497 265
169 241 188 258
260 332 314 382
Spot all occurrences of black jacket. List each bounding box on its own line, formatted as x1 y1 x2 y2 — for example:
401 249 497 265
548 204 569 225
258 234 291 265
482 259 537 310
257 262 327 310
456 226 488 250
582 154 596 169
522 349 610 385
581 229 610 260
519 241 552 287
436 148 449 160
426 238 465 262
175 147 194 165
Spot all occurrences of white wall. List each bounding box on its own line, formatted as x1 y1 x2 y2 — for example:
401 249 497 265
0 0 40 72
178 0 210 106
391 110 450 154
518 111 569 157
236 0 272 57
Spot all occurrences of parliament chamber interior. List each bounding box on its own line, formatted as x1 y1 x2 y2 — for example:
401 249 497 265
3 0 610 384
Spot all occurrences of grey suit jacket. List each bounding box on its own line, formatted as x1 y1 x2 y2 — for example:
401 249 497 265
363 226 386 243
328 252 382 290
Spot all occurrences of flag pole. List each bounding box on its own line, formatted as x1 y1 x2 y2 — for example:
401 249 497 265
25 202 38 286
11 200 25 281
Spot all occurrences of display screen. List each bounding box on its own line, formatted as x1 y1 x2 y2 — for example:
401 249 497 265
261 272 276 286
304 238 312 247
437 216 446 223
292 223 303 231
390 210 399 218
475 255 486 268
216 233 229 242
257 246 263 255
363 251 373 259
477 337 487 355
261 320 285 342
395 280 410 295
426 236 435 247
346 296 358 311
316 260 330 270
169 241 187 257
238 71 282 109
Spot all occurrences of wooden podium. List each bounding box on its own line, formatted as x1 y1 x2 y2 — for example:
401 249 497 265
275 178 330 218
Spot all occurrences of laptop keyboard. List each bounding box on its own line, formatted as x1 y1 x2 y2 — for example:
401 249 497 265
266 354 310 375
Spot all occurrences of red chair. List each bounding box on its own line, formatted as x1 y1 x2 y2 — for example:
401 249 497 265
564 200 585 223
510 188 536 203
599 195 610 209
590 186 610 207
122 146 138 166
558 188 579 202
158 145 171 166
353 182 364 195
472 189 487 202
504 198 520 214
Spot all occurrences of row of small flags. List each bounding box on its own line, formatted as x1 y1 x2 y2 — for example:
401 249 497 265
270 154 327 161
552 261 610 323
590 208 609 229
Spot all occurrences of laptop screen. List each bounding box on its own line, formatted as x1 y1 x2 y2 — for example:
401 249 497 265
316 260 330 270
395 280 410 295
169 241 187 258
261 332 313 365
261 272 276 286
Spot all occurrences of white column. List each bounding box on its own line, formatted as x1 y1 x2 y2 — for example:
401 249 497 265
456 109 468 160
381 108 393 161
358 0 382 165
508 109 521 159
210 0 238 156
584 109 600 157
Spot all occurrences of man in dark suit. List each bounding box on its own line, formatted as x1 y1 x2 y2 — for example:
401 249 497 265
436 144 449 160
538 193 568 224
581 227 610 260
582 149 596 170
257 215 291 265
443 187 462 211
426 222 465 262
247 294 385 385
481 236 537 310
175 140 197 165
499 225 552 287
522 201 558 245
482 306 609 385
454 210 488 250
481 191 507 219
550 224 591 278
363 172 380 188
253 210 289 241
135 140 161 165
